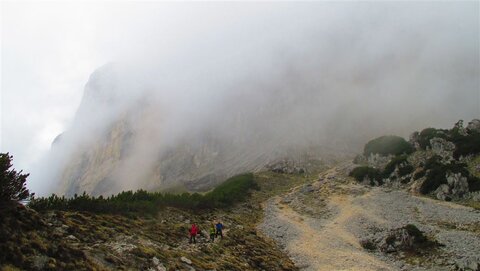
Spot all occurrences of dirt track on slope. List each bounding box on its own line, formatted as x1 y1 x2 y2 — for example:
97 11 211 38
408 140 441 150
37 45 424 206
259 164 480 271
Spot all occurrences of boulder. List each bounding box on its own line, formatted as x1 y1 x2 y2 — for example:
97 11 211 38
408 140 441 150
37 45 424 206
267 159 306 174
409 131 421 150
469 192 480 202
433 173 469 201
429 137 455 163
446 172 469 198
181 256 192 265
454 120 468 136
467 119 480 134
152 257 167 271
360 224 438 254
367 153 393 170
435 184 451 201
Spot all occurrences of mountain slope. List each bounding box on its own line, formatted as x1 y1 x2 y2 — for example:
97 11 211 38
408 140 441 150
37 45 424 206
260 162 480 271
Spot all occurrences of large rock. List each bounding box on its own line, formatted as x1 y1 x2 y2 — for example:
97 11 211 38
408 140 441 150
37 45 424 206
467 119 480 134
266 159 306 174
429 137 455 163
181 257 192 265
151 257 167 271
435 184 451 201
446 172 469 198
409 131 421 150
453 120 468 136
360 224 438 253
434 172 469 201
367 153 393 170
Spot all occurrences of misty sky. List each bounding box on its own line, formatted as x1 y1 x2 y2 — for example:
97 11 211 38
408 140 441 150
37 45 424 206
1 1 479 178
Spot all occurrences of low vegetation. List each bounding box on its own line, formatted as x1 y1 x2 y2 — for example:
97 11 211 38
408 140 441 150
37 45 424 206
417 156 480 194
416 126 480 158
352 120 480 197
1 166 300 270
363 135 413 157
349 166 382 185
29 173 257 215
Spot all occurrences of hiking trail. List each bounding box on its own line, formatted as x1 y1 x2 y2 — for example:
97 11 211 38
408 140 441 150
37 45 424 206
259 163 480 271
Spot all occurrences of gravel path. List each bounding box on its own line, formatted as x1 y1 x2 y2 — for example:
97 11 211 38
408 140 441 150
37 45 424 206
259 165 480 271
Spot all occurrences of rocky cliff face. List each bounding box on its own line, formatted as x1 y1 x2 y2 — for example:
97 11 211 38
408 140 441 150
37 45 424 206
51 64 357 196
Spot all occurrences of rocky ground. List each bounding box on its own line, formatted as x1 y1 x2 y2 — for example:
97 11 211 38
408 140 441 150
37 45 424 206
3 158 479 271
259 162 480 271
1 170 321 271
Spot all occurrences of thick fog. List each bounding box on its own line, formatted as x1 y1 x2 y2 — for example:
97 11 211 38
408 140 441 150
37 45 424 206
2 2 478 196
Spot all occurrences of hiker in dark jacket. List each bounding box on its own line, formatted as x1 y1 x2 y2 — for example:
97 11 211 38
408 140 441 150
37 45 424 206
189 223 199 244
215 222 224 239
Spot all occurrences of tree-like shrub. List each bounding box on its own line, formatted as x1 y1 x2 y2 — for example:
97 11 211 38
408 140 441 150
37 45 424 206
364 136 413 156
0 153 33 205
450 131 480 158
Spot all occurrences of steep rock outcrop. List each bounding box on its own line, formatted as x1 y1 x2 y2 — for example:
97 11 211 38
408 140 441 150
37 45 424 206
50 64 356 196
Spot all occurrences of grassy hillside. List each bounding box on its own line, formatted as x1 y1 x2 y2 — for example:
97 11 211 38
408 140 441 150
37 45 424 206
1 171 313 271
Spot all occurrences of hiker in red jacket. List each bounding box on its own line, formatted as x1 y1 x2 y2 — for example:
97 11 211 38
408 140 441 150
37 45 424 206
189 223 199 244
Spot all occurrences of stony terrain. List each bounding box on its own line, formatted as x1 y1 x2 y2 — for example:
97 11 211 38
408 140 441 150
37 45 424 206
1 170 320 271
259 162 480 271
3 148 480 270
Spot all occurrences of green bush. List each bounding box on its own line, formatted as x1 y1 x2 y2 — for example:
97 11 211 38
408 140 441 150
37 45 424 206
398 165 414 178
404 224 427 243
349 166 382 185
451 132 480 158
29 173 257 215
468 176 480 192
364 136 413 156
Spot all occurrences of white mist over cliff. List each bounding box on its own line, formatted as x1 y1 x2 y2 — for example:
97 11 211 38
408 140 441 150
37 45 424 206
6 2 477 196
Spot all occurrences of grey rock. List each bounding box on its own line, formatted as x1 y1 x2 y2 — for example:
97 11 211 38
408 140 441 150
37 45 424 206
435 184 451 201
367 153 393 170
469 192 480 202
409 131 421 150
181 256 192 265
467 119 480 134
300 185 314 194
447 172 469 198
152 257 167 271
433 172 470 201
31 255 49 270
429 137 455 163
66 235 78 241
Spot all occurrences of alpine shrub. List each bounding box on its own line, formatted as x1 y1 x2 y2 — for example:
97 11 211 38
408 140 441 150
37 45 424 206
364 136 413 156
